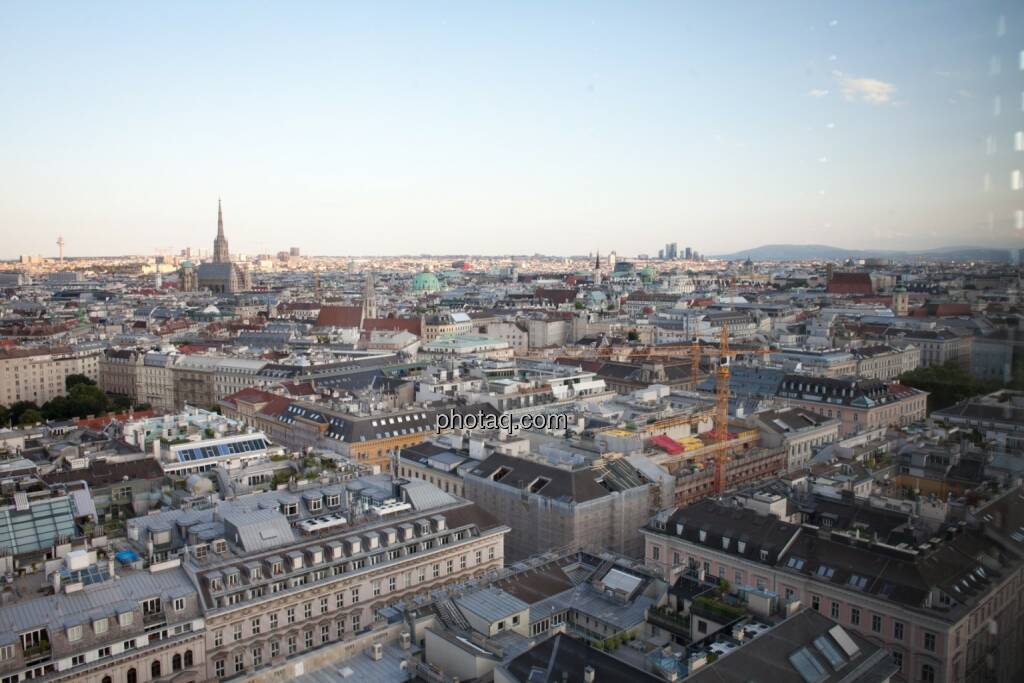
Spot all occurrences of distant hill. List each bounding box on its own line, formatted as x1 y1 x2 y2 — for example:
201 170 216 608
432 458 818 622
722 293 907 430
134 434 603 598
714 243 1016 263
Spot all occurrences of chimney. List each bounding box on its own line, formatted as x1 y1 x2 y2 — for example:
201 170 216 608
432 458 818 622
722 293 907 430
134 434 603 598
152 438 161 459
584 665 596 683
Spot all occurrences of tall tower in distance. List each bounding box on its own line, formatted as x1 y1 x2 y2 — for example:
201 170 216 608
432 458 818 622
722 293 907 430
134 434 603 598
593 250 603 286
362 270 378 320
56 235 65 263
213 199 230 263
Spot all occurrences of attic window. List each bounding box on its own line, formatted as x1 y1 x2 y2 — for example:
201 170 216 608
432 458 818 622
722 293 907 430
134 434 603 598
492 466 512 482
528 477 551 494
816 565 835 579
699 530 707 542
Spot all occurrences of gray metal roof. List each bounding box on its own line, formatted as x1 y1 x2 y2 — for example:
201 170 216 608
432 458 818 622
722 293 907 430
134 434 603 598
0 566 196 635
402 479 457 510
455 587 529 623
221 508 296 553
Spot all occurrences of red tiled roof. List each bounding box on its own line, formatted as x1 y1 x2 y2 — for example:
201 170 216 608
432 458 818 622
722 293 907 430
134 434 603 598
222 387 277 406
257 395 294 418
316 305 363 328
535 288 578 304
76 409 156 430
363 317 422 335
826 272 873 295
281 381 316 396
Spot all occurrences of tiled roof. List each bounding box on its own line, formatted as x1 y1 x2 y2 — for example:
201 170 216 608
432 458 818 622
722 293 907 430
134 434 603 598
316 305 363 328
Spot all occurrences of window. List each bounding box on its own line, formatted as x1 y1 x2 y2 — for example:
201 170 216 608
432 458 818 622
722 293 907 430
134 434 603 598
811 595 820 611
72 654 85 666
215 661 225 679
850 607 860 625
152 660 162 678
321 624 330 643
433 563 440 578
304 602 312 619
67 625 82 642
287 607 296 624
373 580 382 596
924 631 936 652
351 587 360 603
652 545 661 561
172 653 182 672
119 611 134 627
251 617 261 635
271 641 280 658
185 650 193 667
352 614 361 631
830 602 839 619
305 630 313 648
871 614 882 633
336 592 344 609
389 576 397 592
893 621 904 641
174 597 185 612
288 635 297 655
892 651 902 672
252 646 263 667
320 596 329 613
270 612 278 629
94 617 108 635
921 664 935 683
233 623 242 641
234 652 244 673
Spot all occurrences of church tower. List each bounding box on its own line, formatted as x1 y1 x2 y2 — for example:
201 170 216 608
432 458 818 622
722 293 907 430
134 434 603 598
213 199 230 263
362 270 378 321
593 250 603 286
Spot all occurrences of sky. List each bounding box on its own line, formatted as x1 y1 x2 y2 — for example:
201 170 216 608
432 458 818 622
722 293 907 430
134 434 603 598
0 1 1017 258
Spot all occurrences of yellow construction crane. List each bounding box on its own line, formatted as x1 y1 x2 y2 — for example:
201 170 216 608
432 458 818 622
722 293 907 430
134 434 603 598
711 324 731 493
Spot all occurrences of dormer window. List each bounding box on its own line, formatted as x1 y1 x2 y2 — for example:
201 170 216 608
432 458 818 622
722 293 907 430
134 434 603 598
327 495 341 508
271 561 283 576
722 537 731 550
309 499 322 512
737 541 746 553
699 529 707 543
213 539 227 554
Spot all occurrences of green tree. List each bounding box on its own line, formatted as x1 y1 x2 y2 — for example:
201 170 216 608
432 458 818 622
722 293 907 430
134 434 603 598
64 374 96 391
18 408 44 426
0 404 9 427
8 401 40 425
898 361 1000 411
627 330 640 342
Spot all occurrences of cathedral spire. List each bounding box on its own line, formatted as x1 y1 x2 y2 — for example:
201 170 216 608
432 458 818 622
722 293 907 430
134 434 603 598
213 199 230 263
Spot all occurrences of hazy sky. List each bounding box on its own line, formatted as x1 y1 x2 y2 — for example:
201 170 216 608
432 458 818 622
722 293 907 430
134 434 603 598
0 1 1013 258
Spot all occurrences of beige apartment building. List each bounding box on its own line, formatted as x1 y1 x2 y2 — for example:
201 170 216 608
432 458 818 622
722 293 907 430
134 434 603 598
778 374 928 437
642 492 1024 683
853 344 921 381
0 346 103 406
120 480 508 683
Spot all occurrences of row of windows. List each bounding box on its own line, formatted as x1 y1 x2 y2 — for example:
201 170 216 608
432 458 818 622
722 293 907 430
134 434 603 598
215 546 498 644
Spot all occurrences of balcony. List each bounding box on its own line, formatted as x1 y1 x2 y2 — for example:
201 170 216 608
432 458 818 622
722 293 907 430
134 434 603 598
647 606 690 639
23 641 51 660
